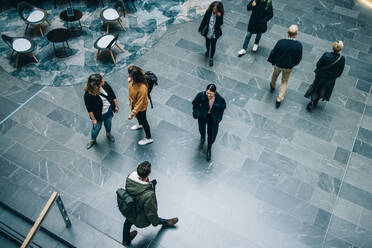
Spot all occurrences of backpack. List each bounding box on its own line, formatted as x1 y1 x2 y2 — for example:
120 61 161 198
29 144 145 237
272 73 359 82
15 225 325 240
116 187 152 221
144 71 158 108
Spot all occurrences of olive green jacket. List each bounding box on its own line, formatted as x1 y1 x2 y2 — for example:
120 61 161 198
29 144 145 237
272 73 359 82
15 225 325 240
125 173 159 228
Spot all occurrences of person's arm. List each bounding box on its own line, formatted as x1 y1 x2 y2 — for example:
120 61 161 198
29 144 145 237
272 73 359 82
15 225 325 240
131 86 147 117
294 43 303 66
216 13 223 26
192 93 203 119
88 112 97 126
143 194 159 226
199 11 208 32
84 94 97 125
268 41 279 65
113 98 119 113
247 0 254 11
336 56 345 78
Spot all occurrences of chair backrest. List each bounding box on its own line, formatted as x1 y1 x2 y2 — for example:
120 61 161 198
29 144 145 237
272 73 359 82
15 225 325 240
107 34 119 48
17 1 34 21
113 0 125 16
1 34 14 49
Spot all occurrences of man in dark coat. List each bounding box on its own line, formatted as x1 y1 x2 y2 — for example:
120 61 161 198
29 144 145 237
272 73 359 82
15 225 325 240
192 84 226 161
305 40 345 112
122 161 178 246
268 24 303 108
238 0 273 57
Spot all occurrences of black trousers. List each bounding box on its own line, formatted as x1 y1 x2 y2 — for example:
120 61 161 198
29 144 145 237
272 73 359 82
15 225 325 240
136 110 151 139
198 114 218 149
205 37 217 58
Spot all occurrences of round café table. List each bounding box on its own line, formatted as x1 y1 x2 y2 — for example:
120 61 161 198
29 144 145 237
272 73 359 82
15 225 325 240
60 9 83 36
47 28 72 58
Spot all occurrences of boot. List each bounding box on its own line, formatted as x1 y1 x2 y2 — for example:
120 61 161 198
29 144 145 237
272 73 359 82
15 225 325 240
206 148 211 161
122 230 138 246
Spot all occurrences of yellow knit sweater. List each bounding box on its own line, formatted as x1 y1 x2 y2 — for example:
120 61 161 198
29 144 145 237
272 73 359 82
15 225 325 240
128 81 148 116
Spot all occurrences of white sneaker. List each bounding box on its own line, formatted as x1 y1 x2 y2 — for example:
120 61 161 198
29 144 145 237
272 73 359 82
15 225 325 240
252 44 259 52
131 124 143 130
138 138 153 146
238 49 247 56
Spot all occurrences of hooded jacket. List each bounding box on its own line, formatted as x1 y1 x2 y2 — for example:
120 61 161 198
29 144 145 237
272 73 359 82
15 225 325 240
125 172 159 228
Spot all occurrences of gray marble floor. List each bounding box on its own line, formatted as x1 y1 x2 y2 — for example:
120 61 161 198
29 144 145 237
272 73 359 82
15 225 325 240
1 0 372 247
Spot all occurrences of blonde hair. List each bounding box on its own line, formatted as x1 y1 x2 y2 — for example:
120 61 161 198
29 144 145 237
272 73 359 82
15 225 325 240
288 25 298 37
84 73 102 96
332 40 344 52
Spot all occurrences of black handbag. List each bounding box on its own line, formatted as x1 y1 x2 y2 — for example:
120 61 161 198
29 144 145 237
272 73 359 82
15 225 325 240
201 25 208 36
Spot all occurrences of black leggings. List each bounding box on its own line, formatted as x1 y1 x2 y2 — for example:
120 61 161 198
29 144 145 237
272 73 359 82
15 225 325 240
205 37 217 59
136 110 151 139
198 114 219 149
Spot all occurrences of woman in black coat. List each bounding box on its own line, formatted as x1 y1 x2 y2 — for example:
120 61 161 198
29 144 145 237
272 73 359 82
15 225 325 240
84 73 119 149
192 84 226 161
198 1 224 67
238 0 273 57
305 41 345 112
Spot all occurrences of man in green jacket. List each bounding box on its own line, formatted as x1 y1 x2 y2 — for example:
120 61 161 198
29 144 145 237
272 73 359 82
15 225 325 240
123 161 179 246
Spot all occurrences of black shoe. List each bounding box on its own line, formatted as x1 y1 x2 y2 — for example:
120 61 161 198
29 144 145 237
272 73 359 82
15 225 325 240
122 230 138 246
206 148 211 161
205 51 209 58
209 59 213 67
275 101 281 109
306 102 313 112
86 140 96 150
270 84 275 93
107 134 115 143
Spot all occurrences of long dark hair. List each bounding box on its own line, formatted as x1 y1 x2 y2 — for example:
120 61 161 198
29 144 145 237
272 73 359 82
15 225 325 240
128 65 147 86
206 84 217 92
208 1 224 16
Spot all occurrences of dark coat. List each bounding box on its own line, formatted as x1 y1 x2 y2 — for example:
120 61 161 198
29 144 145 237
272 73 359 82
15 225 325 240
192 91 226 124
198 9 224 39
125 175 159 228
84 82 116 122
247 0 273 34
268 39 303 69
305 52 345 101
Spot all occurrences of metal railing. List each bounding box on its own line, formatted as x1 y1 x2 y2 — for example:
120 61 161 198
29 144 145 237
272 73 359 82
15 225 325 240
20 191 71 248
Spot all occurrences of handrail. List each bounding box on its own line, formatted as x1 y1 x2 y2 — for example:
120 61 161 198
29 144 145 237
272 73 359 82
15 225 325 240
20 191 71 248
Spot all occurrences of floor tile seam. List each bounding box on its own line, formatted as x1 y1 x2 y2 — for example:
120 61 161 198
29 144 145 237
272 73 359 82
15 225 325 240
253 183 329 232
0 85 47 126
321 98 369 245
289 134 338 160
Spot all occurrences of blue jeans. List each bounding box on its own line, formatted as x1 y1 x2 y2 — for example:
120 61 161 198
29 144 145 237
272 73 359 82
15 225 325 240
242 32 262 50
123 218 168 242
90 107 113 141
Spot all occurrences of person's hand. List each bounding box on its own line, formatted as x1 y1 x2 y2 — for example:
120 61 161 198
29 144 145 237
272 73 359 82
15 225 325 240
128 114 134 120
115 105 119 113
217 12 221 17
92 119 97 126
252 1 256 6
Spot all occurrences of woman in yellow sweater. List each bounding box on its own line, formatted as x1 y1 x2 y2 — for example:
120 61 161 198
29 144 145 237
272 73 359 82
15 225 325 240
127 65 153 145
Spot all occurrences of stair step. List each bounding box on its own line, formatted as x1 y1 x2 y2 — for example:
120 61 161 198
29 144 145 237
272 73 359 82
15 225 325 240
0 176 123 248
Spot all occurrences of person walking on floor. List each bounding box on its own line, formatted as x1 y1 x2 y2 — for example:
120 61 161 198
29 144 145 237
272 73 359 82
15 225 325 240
122 161 179 246
305 40 345 112
192 84 226 161
238 0 273 57
127 65 153 146
84 73 119 149
268 24 303 108
198 1 224 67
